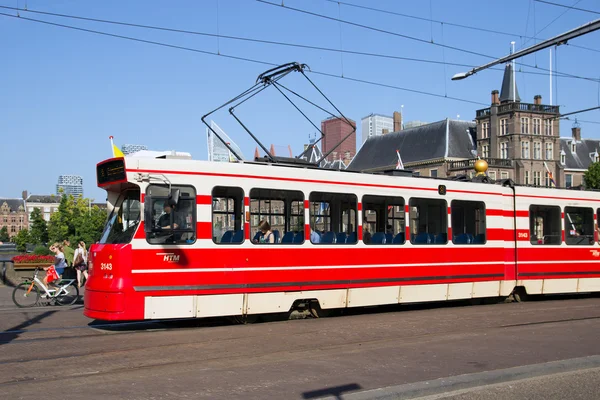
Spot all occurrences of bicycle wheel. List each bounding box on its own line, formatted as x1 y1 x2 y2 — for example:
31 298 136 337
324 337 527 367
55 283 79 306
12 282 40 308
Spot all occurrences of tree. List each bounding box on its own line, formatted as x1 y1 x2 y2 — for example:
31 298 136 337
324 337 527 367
584 162 600 189
11 228 31 252
0 226 9 242
29 207 49 245
47 193 107 245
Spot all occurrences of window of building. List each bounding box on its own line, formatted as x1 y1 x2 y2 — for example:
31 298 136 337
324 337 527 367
409 198 447 245
310 192 357 244
413 171 420 176
482 145 489 159
571 142 576 153
362 195 405 245
521 141 530 159
520 117 529 134
533 171 541 186
560 150 566 165
590 152 600 163
451 200 486 244
500 119 508 135
488 171 497 180
545 143 553 160
565 207 594 245
250 188 304 244
430 169 438 178
212 186 244 244
525 171 530 185
481 122 489 139
545 172 552 187
533 142 541 159
566 174 572 188
501 171 509 180
145 185 195 245
500 142 508 159
533 118 541 135
530 205 561 245
544 119 552 135
11 226 16 233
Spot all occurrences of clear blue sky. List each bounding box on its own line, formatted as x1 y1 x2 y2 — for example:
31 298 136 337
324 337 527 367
1 0 599 201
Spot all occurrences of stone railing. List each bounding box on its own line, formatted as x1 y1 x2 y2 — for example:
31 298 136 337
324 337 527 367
448 158 513 171
476 102 559 118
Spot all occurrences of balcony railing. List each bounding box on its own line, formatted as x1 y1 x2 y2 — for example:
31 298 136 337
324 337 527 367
448 158 513 171
476 102 559 118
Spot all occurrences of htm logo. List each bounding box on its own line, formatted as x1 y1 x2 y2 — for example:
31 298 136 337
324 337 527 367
158 253 180 263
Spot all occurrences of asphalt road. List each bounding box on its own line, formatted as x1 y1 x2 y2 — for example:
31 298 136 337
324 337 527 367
0 286 599 400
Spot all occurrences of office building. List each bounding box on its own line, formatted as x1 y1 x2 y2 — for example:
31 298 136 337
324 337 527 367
121 144 148 155
361 114 394 144
206 121 245 162
56 175 83 197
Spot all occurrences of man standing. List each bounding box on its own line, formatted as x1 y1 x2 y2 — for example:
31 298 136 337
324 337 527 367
62 240 75 267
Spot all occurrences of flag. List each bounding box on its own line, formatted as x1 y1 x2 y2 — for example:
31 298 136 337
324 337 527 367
543 162 556 187
396 149 404 170
109 136 125 158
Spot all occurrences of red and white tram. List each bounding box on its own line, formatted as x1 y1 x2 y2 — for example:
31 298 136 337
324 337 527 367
84 154 600 321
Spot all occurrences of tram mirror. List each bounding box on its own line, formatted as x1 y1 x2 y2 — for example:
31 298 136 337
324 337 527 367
168 189 180 207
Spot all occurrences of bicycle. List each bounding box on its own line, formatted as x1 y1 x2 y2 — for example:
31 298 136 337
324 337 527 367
12 267 79 308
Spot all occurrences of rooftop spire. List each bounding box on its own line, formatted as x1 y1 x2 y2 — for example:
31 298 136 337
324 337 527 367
499 63 520 103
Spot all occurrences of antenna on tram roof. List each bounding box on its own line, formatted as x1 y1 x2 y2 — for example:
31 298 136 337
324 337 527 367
200 62 355 167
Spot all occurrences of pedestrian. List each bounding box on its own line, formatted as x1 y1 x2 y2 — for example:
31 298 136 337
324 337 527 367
73 241 89 288
62 240 75 267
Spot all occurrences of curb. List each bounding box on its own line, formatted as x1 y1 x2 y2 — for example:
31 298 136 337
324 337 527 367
317 355 600 400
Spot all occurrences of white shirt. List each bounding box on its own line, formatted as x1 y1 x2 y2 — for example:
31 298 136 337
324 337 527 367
74 247 87 263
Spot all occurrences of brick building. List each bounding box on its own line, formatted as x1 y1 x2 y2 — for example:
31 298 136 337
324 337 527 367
0 199 28 238
321 117 357 163
560 124 600 188
450 63 562 185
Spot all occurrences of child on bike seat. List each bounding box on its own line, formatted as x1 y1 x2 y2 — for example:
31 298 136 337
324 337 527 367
43 243 68 287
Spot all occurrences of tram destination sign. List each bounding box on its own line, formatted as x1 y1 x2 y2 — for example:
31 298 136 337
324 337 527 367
97 159 126 185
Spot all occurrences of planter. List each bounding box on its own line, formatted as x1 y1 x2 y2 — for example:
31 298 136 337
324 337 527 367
13 262 50 270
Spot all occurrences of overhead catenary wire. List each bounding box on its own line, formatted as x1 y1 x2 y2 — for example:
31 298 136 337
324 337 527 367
256 0 600 82
1 4 598 83
522 0 583 47
325 0 600 54
535 0 600 15
0 11 488 106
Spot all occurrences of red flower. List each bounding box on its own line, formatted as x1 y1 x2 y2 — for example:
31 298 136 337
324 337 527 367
12 255 55 264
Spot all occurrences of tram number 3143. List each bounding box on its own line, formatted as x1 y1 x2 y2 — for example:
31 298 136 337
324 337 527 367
518 232 529 239
100 263 113 270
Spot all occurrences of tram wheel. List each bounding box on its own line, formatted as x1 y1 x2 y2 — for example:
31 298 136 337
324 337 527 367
232 314 259 324
308 301 334 318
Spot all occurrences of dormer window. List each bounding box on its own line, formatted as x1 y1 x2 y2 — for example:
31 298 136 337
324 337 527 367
560 150 566 165
570 141 576 153
590 151 599 163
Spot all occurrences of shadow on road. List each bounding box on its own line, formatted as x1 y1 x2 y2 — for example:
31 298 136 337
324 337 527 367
0 310 58 345
302 383 362 399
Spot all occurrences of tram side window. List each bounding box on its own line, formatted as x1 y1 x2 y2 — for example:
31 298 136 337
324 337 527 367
529 205 561 245
212 186 244 244
451 200 486 244
564 206 594 245
409 198 448 245
145 185 196 245
250 188 304 244
309 192 357 244
362 195 405 245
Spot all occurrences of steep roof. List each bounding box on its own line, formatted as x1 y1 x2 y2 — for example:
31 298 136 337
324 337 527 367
0 199 26 213
499 63 521 103
348 119 476 172
560 138 600 170
26 194 61 203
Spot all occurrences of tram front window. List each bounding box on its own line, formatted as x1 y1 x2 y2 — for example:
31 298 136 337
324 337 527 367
99 190 141 244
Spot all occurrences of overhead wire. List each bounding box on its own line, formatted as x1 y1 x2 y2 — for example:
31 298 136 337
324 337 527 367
0 4 598 82
522 0 582 47
256 0 599 82
324 0 600 54
0 11 488 106
534 0 600 15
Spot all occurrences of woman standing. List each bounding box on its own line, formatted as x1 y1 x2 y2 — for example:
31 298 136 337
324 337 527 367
74 241 89 288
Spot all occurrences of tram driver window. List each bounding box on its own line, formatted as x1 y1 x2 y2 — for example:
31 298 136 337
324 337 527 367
565 206 594 245
529 205 561 245
451 200 486 244
309 192 357 244
145 185 196 245
409 198 448 245
212 186 244 244
362 195 405 245
249 188 304 244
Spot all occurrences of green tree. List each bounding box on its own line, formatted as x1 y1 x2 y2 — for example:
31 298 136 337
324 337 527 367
584 162 600 189
0 226 9 242
29 207 49 245
12 228 31 252
47 193 107 245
